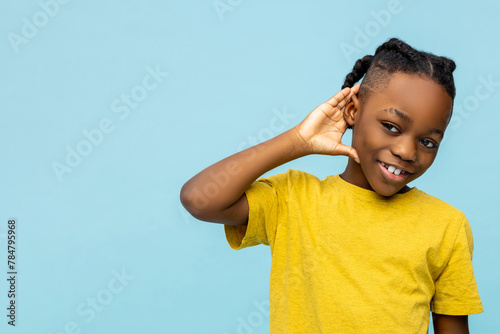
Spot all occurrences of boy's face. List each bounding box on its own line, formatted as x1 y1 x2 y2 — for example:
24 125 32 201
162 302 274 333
343 73 453 197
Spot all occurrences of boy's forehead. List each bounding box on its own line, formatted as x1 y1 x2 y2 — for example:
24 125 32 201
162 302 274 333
362 73 453 129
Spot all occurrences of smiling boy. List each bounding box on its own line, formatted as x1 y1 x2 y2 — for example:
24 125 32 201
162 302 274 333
339 72 451 196
180 38 483 333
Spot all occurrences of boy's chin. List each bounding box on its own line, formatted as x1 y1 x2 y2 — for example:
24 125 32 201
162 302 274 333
371 183 412 197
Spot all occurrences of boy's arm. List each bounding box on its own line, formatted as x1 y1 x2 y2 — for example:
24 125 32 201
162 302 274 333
432 313 469 334
181 128 307 225
180 85 360 226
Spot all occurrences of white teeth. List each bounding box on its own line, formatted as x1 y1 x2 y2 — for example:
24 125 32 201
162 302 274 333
381 162 407 175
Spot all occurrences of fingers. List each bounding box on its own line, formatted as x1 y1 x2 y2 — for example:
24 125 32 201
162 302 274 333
334 92 353 110
325 86 359 111
325 87 351 107
351 149 360 164
335 143 360 164
352 83 361 94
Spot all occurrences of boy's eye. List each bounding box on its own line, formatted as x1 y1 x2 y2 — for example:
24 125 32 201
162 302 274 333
421 139 437 148
383 123 399 133
382 123 438 148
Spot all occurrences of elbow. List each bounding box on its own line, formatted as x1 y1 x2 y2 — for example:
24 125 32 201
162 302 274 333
180 184 213 222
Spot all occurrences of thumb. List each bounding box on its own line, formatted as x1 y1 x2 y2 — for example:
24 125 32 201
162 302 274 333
334 143 360 164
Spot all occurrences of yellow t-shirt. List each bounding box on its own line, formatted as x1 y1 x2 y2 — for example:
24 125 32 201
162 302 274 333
224 169 483 333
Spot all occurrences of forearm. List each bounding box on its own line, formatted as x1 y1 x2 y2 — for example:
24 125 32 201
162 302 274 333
180 86 357 223
180 127 308 221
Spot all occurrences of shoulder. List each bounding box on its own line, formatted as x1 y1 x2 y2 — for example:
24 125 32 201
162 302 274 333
282 169 329 190
259 169 323 186
251 169 329 196
410 188 466 222
402 189 474 259
285 169 322 181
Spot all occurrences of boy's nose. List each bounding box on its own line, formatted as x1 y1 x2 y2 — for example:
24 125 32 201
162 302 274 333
390 137 417 162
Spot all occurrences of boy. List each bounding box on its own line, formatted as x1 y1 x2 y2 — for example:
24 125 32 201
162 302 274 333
180 38 483 333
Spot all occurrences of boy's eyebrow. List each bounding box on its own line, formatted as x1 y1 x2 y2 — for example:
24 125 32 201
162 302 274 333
381 107 412 123
381 107 444 136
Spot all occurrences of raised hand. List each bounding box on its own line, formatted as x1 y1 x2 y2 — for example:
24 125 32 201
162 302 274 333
292 84 360 163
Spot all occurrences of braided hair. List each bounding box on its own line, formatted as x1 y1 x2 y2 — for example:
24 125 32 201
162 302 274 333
342 38 456 112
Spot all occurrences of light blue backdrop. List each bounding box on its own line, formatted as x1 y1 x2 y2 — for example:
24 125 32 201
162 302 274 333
1 0 498 333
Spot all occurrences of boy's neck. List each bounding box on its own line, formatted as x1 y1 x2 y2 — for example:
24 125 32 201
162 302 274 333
340 159 412 195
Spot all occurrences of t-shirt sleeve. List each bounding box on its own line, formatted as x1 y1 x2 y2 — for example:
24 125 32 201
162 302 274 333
224 171 289 251
430 215 484 315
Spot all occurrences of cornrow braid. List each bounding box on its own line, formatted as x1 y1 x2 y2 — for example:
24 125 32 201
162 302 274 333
341 55 374 90
341 37 456 105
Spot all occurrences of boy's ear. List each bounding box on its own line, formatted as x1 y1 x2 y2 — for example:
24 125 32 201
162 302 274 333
344 92 361 127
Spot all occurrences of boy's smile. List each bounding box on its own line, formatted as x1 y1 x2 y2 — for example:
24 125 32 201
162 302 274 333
341 73 453 197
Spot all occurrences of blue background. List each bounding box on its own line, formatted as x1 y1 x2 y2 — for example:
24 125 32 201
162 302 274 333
1 0 498 333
